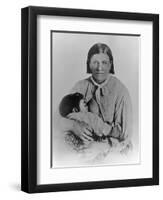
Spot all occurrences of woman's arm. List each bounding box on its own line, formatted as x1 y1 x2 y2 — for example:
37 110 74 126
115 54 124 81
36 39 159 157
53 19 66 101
110 90 133 142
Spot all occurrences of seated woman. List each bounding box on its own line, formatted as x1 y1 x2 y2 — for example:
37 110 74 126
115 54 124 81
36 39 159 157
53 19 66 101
56 43 133 162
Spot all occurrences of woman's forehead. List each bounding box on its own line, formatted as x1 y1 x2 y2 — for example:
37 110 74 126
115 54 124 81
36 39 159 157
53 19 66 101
90 53 110 61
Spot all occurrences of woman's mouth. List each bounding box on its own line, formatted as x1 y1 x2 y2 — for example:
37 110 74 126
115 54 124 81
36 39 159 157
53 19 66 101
95 72 104 75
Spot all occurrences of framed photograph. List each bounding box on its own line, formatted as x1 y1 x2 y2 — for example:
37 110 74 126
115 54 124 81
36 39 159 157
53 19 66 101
21 6 159 193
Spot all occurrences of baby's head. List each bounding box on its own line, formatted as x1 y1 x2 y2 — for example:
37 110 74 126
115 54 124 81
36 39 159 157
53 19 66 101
59 93 88 117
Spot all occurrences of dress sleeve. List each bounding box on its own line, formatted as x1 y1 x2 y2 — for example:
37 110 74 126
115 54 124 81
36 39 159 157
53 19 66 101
87 113 112 136
110 89 133 142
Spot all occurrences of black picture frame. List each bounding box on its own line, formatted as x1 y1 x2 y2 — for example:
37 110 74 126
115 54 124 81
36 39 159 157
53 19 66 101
21 6 159 193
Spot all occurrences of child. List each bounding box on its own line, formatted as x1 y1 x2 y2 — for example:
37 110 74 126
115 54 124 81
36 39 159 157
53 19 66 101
59 93 112 151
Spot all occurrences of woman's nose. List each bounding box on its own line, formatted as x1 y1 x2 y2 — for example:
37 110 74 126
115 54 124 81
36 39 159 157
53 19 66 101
96 62 103 70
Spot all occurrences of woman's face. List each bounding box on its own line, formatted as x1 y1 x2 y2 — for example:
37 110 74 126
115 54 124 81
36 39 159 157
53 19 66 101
89 53 111 84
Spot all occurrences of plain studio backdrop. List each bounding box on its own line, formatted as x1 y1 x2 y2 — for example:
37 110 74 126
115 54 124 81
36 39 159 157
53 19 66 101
52 32 140 165
0 0 162 200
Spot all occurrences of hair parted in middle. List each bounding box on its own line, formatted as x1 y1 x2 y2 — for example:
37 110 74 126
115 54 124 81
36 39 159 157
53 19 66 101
86 43 115 74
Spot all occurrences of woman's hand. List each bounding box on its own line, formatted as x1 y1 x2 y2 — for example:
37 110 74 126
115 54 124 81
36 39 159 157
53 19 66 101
72 121 94 144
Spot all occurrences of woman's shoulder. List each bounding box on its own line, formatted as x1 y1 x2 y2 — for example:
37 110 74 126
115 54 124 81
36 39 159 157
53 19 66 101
74 77 91 85
109 75 130 97
70 77 92 94
72 77 91 88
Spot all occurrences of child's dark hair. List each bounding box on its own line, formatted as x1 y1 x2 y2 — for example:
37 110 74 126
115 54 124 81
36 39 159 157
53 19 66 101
59 93 84 117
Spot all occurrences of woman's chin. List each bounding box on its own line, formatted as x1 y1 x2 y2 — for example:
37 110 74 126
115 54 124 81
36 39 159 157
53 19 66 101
93 77 107 84
92 74 109 84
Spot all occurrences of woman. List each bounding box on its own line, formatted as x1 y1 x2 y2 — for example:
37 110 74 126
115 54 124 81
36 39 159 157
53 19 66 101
58 43 133 153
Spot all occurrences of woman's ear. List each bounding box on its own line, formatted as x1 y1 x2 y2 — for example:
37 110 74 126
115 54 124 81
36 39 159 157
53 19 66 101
72 108 78 113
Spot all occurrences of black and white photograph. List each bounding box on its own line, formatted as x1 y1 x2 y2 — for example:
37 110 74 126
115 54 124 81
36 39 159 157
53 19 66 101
51 31 140 168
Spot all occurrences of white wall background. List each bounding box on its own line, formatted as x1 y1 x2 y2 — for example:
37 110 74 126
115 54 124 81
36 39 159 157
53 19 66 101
0 0 161 199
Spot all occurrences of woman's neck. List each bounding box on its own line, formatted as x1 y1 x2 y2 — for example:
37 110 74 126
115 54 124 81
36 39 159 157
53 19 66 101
91 74 110 86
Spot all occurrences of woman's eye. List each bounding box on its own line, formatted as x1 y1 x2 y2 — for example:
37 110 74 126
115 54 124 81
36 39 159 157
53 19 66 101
102 61 108 65
93 61 98 65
